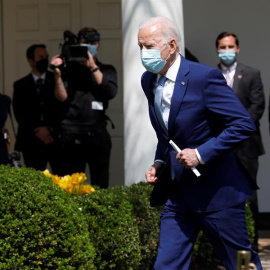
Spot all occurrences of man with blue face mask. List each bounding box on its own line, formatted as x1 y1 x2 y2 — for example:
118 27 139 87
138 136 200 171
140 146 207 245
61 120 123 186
139 17 262 270
50 27 117 189
216 31 265 253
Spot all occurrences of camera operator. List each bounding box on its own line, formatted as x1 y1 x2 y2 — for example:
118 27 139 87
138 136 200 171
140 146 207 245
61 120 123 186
0 93 11 165
50 27 118 188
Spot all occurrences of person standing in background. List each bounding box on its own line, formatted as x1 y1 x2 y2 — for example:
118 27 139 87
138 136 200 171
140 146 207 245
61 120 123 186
50 27 117 188
216 31 265 252
13 44 62 173
0 93 11 165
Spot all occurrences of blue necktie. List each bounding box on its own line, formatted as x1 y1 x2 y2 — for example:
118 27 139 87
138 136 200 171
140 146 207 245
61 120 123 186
154 76 168 135
154 76 176 179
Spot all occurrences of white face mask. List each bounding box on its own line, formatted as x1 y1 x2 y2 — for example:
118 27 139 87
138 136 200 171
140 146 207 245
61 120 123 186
140 43 170 73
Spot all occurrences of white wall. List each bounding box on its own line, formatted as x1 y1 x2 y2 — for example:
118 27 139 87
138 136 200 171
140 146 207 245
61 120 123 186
122 0 184 185
183 0 270 212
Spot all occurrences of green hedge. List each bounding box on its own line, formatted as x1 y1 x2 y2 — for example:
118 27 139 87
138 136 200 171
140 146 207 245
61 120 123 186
0 166 95 269
73 189 141 270
111 183 162 270
0 166 255 269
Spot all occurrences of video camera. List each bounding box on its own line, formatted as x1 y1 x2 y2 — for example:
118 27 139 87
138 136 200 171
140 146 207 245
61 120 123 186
59 30 100 63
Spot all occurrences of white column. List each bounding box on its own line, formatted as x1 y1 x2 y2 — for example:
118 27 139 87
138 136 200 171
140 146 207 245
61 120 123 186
122 0 184 185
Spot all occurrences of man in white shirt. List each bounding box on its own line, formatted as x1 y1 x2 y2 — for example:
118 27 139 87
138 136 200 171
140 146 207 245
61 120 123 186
139 17 262 270
216 31 265 252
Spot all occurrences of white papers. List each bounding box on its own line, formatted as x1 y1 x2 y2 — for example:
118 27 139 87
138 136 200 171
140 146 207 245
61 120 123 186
169 140 201 177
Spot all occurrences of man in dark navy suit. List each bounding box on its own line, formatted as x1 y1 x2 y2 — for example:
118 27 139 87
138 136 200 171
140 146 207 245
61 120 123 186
13 44 62 173
138 17 262 270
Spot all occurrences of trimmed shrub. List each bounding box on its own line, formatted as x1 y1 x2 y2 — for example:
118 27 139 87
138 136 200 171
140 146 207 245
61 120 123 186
74 188 141 270
112 183 161 270
0 166 255 269
245 201 255 242
0 166 96 270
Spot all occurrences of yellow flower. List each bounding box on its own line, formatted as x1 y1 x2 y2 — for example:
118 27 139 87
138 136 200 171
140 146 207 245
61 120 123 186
42 170 95 195
75 185 95 195
43 169 51 176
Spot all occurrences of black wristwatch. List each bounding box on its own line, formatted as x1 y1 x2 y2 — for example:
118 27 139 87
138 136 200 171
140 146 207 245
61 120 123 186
91 67 99 73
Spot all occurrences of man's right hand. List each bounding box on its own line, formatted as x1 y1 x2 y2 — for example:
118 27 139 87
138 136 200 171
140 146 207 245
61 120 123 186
145 166 158 184
145 161 164 184
34 126 54 144
50 55 63 79
50 55 68 101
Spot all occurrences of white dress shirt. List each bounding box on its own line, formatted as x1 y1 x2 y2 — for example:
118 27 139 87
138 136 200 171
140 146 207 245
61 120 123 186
154 54 204 165
32 72 46 84
157 54 180 128
220 62 237 87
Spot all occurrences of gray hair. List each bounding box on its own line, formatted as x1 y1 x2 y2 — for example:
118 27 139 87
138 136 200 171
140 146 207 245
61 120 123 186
139 16 180 51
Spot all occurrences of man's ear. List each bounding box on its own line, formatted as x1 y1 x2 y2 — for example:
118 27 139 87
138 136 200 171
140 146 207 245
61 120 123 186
236 46 240 55
28 58 35 67
169 39 177 53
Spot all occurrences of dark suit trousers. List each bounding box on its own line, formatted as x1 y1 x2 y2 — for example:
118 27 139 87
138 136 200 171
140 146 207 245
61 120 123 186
22 142 60 174
56 127 112 188
154 192 262 270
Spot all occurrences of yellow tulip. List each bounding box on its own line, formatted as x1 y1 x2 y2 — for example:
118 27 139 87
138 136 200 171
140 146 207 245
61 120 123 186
42 170 95 195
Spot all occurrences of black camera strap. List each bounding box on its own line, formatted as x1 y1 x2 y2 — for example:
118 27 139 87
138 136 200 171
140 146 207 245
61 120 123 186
104 115 115 129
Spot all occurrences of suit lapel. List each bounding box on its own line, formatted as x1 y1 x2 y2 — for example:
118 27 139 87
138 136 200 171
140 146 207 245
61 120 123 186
217 62 243 95
144 72 156 101
233 63 244 94
168 56 189 134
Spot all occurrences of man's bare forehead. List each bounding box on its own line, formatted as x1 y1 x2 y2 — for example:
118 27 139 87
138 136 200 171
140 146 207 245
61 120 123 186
138 25 163 44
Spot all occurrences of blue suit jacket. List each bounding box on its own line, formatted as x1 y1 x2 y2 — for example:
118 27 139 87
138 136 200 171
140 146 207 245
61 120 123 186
141 55 257 212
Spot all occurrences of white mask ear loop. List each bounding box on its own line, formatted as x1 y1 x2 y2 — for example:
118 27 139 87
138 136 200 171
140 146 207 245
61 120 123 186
165 52 170 61
162 41 171 62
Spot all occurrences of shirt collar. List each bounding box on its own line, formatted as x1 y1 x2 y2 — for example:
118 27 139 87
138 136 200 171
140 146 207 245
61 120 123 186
157 54 181 82
165 54 181 82
32 72 46 83
220 61 237 72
